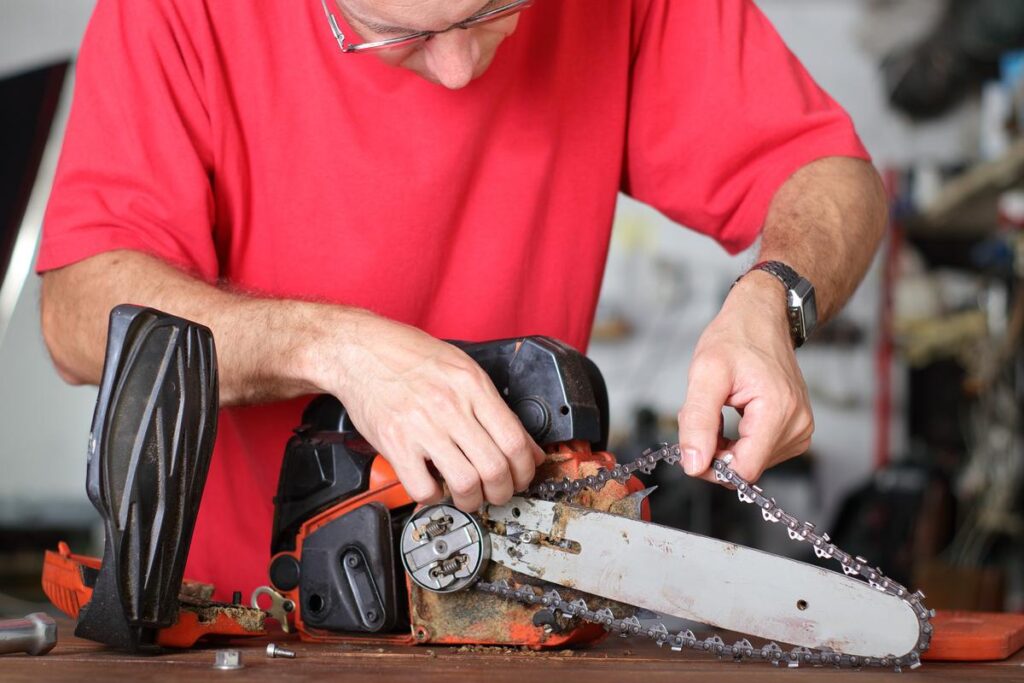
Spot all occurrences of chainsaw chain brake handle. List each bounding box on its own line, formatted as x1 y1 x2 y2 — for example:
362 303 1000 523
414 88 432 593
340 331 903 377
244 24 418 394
74 305 218 652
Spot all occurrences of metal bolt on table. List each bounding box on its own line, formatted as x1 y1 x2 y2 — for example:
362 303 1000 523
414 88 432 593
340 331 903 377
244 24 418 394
266 642 297 659
213 649 244 670
0 613 57 656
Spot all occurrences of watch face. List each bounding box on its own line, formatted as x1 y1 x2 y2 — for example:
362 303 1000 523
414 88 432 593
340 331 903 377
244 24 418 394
787 279 817 345
803 287 818 334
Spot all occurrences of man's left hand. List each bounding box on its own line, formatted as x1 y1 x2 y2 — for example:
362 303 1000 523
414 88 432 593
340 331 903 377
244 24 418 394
677 270 815 483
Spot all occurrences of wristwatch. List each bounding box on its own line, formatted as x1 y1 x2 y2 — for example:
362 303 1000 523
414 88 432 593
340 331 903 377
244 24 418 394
737 261 818 348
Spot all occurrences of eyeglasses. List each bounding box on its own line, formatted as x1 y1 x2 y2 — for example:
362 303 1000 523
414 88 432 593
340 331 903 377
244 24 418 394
320 0 533 54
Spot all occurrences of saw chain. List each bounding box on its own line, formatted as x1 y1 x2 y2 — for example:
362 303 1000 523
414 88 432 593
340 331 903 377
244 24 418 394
476 443 934 671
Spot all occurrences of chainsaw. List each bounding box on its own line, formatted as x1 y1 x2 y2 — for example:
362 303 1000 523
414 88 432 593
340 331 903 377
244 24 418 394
254 338 933 670
44 307 933 669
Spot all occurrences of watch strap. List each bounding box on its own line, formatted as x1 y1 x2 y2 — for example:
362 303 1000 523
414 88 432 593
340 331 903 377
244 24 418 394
736 260 816 348
750 260 800 291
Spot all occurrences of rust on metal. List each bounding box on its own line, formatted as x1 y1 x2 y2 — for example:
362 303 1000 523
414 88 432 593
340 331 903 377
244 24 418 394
409 443 644 648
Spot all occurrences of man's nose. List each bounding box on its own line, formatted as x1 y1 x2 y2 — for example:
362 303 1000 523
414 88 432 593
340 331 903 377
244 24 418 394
423 29 479 90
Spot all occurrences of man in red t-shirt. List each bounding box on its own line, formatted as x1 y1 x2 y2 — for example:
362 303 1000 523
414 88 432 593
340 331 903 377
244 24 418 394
38 0 885 598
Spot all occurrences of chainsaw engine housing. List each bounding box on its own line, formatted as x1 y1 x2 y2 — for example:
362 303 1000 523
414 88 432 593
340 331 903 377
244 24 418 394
267 336 642 647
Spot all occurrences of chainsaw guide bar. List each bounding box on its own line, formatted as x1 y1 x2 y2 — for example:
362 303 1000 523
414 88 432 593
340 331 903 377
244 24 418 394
404 443 934 671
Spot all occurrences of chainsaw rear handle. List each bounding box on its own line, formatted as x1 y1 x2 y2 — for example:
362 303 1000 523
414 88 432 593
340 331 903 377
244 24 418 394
74 305 218 652
300 336 609 449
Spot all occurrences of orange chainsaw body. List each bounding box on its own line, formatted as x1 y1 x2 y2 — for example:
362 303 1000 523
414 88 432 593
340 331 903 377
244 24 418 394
42 542 266 647
269 439 647 648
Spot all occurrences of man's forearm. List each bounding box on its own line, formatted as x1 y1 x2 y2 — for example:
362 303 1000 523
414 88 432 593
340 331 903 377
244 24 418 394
752 156 888 321
40 249 352 405
678 156 887 484
41 249 544 510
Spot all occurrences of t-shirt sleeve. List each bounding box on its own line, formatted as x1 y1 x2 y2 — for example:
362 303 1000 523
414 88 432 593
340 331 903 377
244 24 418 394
37 0 219 278
623 0 870 254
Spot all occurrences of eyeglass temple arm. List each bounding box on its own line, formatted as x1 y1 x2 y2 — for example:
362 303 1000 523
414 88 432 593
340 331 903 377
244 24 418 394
320 0 350 50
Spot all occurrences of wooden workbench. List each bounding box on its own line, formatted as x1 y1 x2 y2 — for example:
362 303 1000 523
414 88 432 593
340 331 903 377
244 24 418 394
4 618 1023 682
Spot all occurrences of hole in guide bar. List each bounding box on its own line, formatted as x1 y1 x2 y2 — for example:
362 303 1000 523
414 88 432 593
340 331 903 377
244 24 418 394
512 507 521 518
796 600 808 611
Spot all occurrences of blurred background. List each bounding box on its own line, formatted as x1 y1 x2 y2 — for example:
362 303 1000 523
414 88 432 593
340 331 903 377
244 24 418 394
1 0 1022 621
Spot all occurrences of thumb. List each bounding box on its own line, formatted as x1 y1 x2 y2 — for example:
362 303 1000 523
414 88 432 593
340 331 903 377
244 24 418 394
678 360 732 476
532 441 546 466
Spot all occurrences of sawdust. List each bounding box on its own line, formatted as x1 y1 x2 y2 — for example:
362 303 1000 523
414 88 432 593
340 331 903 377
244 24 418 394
453 645 581 658
456 645 539 655
178 601 265 632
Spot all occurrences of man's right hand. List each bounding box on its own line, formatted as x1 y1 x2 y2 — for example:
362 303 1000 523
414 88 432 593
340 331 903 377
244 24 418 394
308 311 545 512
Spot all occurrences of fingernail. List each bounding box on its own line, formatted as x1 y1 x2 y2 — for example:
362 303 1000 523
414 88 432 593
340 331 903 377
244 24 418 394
683 448 699 474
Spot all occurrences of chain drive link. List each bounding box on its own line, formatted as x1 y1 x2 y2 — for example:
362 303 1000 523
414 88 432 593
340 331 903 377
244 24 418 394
477 443 934 671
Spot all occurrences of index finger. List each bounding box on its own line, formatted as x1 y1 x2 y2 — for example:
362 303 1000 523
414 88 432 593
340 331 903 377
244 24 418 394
472 387 544 491
720 398 782 483
678 359 732 477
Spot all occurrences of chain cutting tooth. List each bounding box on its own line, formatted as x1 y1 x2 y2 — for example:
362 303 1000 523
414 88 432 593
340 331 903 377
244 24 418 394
641 443 668 456
761 642 783 662
787 646 813 668
732 638 754 659
614 618 638 638
760 500 780 523
705 634 725 655
736 484 755 504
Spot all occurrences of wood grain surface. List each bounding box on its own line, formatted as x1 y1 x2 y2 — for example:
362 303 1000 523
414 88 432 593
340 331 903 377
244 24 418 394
3 618 1023 682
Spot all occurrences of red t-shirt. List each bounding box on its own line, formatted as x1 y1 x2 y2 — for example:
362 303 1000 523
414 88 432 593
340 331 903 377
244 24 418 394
39 0 868 599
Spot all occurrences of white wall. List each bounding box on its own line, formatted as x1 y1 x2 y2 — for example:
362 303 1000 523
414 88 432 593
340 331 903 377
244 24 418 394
764 0 975 167
0 76 98 527
0 1 98 526
0 0 95 80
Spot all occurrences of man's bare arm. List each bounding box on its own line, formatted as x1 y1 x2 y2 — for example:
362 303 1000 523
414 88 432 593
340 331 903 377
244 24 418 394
41 250 543 509
44 251 324 402
677 156 887 482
